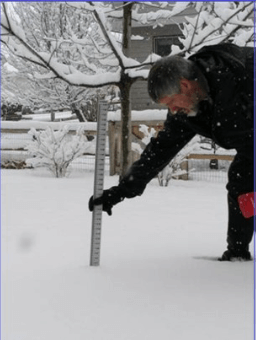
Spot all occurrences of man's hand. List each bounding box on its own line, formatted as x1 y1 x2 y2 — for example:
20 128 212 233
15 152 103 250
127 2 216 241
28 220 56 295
88 186 125 216
88 193 113 216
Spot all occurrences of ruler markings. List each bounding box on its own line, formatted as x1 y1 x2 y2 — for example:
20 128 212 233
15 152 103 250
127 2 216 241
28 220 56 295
90 101 108 266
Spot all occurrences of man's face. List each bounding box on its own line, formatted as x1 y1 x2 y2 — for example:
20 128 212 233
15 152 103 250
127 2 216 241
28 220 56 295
159 93 196 115
158 79 202 116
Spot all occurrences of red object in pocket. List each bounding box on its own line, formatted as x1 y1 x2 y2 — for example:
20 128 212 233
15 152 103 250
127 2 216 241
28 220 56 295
238 192 255 218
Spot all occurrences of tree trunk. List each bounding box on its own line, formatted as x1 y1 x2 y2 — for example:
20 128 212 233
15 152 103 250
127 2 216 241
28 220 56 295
120 2 133 178
119 78 132 178
123 2 132 53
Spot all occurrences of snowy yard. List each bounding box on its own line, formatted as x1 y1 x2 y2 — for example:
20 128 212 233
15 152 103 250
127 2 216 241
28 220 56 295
1 169 254 340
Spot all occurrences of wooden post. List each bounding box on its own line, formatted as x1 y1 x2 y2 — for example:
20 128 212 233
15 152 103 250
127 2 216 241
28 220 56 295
51 110 55 122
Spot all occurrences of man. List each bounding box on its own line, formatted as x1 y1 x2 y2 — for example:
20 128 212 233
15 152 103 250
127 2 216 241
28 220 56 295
89 43 254 261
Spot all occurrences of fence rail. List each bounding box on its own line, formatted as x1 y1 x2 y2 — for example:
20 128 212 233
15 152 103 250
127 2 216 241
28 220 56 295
188 153 234 161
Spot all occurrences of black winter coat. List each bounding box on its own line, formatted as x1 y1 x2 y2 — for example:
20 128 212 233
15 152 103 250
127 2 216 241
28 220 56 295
119 44 254 198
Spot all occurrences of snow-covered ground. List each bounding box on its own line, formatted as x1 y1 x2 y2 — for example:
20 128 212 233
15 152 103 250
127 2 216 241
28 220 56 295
1 169 254 340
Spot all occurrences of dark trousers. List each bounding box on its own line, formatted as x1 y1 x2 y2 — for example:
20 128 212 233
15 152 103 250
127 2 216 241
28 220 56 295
226 151 254 252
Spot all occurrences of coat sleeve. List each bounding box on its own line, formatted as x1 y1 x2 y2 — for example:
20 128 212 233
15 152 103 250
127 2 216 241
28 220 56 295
119 114 196 198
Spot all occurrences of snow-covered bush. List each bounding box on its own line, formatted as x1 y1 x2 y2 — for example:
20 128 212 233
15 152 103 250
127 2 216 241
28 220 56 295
132 124 200 186
26 126 92 177
157 136 200 186
132 124 156 155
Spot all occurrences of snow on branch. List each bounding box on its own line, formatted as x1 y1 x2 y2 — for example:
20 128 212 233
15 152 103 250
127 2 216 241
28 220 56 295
176 1 254 54
158 136 200 187
1 2 124 87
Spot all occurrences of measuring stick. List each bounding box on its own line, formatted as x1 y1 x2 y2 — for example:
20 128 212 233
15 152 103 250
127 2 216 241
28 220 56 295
90 100 108 266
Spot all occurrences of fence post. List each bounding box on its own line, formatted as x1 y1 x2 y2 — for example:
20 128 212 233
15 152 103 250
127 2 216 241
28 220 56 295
51 110 55 122
180 158 189 180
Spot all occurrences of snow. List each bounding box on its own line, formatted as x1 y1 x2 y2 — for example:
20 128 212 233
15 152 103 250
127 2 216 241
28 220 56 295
3 62 19 73
125 68 149 79
1 120 97 132
131 35 144 40
1 169 254 340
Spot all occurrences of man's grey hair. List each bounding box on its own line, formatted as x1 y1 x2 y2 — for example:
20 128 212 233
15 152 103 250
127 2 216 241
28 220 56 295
148 55 209 103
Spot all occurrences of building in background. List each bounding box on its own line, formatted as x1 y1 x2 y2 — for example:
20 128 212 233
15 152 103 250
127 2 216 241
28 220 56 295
111 3 197 110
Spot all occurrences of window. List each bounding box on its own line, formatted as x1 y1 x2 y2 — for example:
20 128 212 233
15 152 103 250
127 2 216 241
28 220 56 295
154 36 182 57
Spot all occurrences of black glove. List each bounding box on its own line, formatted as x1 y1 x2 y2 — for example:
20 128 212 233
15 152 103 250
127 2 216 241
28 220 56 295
88 186 125 216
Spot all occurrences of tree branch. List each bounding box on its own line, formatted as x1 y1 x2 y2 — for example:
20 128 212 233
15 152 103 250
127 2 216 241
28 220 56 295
89 1 125 70
186 2 253 52
221 7 254 43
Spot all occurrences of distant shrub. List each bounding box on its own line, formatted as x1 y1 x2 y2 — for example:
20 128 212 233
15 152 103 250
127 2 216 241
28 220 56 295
26 126 91 177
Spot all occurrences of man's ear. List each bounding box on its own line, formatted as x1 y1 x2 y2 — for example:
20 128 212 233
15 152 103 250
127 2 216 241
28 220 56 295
180 79 192 94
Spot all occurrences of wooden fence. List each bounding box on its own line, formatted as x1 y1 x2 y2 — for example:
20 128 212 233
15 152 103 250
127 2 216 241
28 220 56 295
108 119 164 175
